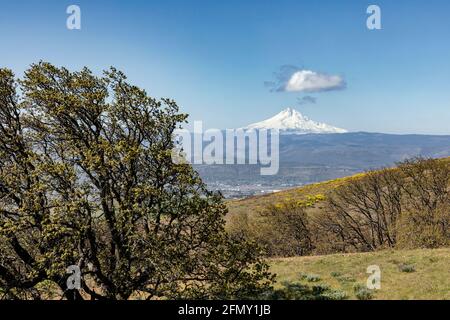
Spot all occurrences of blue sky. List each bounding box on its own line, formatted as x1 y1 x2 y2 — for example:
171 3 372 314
1 0 450 134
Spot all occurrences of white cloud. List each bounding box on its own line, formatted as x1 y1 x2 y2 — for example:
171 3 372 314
284 70 345 92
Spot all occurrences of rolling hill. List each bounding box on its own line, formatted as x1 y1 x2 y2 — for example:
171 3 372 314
226 157 450 219
227 157 450 299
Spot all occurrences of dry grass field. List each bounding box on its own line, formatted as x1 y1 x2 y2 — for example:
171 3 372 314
270 248 450 300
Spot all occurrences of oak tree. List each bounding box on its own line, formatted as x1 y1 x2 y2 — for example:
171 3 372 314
0 62 272 300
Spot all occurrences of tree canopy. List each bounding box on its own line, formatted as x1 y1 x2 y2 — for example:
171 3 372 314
0 62 272 300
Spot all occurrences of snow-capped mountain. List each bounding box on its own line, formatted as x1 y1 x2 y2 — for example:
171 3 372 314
243 107 348 134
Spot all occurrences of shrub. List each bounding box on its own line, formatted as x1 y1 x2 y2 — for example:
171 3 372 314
230 201 314 257
399 264 416 273
353 284 374 300
322 290 349 300
267 281 348 300
397 204 450 249
319 158 450 253
330 271 342 278
305 274 321 282
320 168 403 252
336 275 356 284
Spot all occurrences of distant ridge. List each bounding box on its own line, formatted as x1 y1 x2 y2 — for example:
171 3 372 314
242 107 348 134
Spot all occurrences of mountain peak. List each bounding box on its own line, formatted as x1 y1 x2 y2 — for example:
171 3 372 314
281 107 294 114
243 108 348 134
277 107 308 119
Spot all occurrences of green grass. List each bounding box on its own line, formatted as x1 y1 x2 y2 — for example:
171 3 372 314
270 248 450 300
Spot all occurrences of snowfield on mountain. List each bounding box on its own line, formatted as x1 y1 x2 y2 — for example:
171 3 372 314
243 107 348 134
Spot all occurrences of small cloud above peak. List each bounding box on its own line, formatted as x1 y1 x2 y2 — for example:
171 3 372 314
266 65 346 93
286 70 345 92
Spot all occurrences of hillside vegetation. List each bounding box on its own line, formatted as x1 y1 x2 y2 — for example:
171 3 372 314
227 157 450 218
226 173 363 218
271 248 450 300
227 157 450 257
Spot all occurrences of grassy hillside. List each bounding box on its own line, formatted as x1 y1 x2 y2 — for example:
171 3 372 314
226 173 364 219
270 248 450 300
226 157 450 219
227 157 450 299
